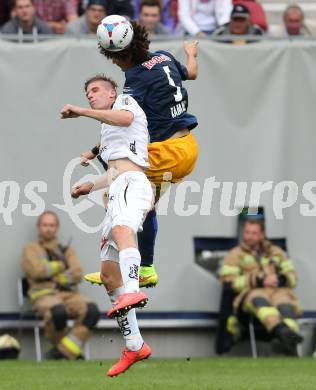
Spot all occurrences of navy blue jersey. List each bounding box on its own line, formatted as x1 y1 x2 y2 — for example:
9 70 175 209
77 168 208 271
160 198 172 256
123 50 198 143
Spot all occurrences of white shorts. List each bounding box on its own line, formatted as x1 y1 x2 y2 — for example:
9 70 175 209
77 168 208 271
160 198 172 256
100 171 153 262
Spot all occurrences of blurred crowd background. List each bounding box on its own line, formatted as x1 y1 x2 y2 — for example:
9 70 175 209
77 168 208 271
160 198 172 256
1 0 316 41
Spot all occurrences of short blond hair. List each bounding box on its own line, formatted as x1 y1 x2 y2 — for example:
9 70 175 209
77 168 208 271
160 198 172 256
84 74 118 92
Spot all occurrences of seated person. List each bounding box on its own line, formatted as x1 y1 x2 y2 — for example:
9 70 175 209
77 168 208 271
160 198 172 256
66 0 106 35
133 0 178 33
106 0 134 18
33 0 78 34
79 0 134 18
213 3 263 44
178 0 232 37
22 211 100 360
2 0 52 36
139 0 169 36
220 218 302 355
269 4 316 37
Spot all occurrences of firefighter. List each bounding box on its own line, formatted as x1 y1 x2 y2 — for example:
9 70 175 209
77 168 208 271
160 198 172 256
22 211 100 359
220 218 302 354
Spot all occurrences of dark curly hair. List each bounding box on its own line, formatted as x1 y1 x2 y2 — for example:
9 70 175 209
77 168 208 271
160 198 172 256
98 21 151 66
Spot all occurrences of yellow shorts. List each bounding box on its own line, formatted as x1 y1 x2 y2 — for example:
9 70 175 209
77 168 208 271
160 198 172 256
146 132 198 186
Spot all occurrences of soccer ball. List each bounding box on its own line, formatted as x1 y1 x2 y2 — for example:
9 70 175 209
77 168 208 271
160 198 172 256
97 15 134 52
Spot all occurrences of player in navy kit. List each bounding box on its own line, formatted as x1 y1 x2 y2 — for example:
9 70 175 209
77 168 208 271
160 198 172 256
83 21 199 287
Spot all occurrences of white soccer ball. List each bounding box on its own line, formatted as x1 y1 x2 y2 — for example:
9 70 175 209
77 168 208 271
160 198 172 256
97 15 134 52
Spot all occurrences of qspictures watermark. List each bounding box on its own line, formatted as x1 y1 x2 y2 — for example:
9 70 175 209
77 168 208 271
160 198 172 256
1 158 316 233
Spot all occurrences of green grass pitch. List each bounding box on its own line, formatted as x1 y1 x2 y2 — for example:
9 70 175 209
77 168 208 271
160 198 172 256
1 358 315 390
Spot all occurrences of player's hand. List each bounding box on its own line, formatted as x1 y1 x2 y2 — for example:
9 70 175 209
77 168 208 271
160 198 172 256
60 104 84 119
263 274 279 288
71 182 94 198
183 40 199 58
80 150 96 167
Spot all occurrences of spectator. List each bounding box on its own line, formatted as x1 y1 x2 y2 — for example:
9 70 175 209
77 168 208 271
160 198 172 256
270 5 316 37
220 219 302 355
2 0 52 36
22 211 100 360
178 0 232 37
134 0 178 33
78 0 90 15
139 0 169 36
213 3 263 43
0 0 13 27
283 5 305 36
66 0 106 35
79 0 134 19
33 0 78 34
106 0 134 18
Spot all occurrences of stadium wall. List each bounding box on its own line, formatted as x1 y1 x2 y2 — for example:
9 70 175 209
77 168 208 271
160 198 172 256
1 39 316 319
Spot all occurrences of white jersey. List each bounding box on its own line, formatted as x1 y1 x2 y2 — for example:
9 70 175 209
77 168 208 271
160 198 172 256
100 94 149 169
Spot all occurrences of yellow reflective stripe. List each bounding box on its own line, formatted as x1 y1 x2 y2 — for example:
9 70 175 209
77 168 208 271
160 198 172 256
257 307 280 322
227 315 240 338
287 273 297 288
271 255 282 262
280 260 295 274
50 261 61 275
60 337 81 356
241 254 256 265
260 257 270 265
40 259 60 277
30 289 54 301
57 273 69 284
284 318 299 333
233 275 247 291
220 265 240 277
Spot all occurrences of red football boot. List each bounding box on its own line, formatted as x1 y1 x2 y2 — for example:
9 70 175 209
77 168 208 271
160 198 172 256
107 292 148 318
107 342 152 377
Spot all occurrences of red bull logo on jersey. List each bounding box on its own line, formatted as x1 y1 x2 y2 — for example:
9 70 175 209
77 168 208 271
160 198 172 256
142 54 171 70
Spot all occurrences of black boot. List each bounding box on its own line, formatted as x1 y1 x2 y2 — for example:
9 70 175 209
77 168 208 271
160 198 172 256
272 323 303 356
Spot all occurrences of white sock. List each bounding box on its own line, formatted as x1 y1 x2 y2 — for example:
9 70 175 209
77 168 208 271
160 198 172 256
109 287 143 351
119 248 141 293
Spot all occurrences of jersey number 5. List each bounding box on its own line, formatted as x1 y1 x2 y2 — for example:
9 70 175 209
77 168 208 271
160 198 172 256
163 66 183 103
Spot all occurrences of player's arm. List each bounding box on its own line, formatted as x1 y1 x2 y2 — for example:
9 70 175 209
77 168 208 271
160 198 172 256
71 168 117 199
183 41 199 80
61 105 134 127
80 143 100 167
82 108 134 127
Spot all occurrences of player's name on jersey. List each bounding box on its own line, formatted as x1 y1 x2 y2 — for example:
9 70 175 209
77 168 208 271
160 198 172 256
142 54 171 70
170 101 186 118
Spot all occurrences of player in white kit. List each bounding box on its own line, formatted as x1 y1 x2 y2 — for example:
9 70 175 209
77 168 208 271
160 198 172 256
60 74 153 376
